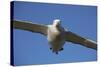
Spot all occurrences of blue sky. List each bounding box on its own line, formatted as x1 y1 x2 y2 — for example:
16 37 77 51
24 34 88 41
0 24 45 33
12 1 97 66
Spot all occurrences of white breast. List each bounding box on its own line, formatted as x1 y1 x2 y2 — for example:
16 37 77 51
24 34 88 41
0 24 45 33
47 25 60 42
47 25 66 53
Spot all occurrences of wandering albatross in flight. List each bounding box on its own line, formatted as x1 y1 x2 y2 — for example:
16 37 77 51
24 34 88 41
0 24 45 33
13 19 97 54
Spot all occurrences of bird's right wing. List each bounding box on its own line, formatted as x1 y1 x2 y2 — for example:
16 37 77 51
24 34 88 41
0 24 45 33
13 20 48 36
65 31 97 50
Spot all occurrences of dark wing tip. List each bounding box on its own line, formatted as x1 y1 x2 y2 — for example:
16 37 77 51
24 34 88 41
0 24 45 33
13 20 48 36
65 31 97 50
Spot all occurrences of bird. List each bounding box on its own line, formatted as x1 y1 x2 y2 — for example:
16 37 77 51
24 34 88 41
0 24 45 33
13 19 97 54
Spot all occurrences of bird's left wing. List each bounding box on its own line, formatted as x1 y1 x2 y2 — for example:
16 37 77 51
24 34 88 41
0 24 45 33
65 31 97 50
13 20 48 36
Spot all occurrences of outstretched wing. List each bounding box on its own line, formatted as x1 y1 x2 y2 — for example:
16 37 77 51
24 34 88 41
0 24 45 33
13 20 48 36
65 31 97 50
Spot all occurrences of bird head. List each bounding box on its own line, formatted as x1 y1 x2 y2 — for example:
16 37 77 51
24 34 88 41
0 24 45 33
53 19 61 27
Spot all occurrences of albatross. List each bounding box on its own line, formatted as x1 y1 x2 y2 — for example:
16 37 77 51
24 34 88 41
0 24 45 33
13 19 97 54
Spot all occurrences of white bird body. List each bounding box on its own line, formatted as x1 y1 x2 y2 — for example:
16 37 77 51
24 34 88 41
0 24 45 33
47 23 66 54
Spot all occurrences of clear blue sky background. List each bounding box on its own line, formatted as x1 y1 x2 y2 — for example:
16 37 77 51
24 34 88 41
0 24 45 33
13 1 97 66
